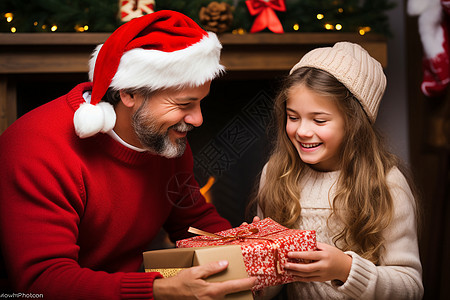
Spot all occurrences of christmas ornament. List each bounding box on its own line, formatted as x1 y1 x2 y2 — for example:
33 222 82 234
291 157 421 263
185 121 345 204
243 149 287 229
120 0 155 22
245 0 286 33
408 0 450 97
199 2 234 33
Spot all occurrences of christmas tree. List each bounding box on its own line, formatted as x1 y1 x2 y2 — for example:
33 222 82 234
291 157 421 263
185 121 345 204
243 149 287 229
0 0 395 34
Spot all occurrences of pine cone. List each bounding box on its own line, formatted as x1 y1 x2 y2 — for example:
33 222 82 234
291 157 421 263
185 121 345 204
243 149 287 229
199 2 234 33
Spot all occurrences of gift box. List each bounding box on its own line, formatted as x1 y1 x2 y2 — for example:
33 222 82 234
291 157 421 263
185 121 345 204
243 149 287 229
176 217 317 290
143 245 253 300
120 0 155 22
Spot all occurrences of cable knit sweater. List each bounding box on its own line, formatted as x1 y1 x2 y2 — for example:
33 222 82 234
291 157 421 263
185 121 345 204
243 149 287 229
0 82 231 299
258 165 423 300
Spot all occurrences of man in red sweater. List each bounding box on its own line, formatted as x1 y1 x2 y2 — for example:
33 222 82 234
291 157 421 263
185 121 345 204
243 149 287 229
0 10 256 299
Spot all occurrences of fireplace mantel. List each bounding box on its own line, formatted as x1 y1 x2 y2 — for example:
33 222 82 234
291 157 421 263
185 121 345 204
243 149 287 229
0 32 387 133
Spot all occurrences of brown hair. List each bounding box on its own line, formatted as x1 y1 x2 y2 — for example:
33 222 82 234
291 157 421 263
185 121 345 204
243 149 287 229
103 87 155 106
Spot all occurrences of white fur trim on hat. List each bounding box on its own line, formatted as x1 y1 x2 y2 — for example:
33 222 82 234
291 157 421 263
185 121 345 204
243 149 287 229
88 32 224 91
417 0 444 58
73 101 116 138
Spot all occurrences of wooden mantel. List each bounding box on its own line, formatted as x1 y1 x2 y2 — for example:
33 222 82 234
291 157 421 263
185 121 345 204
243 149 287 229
0 32 387 133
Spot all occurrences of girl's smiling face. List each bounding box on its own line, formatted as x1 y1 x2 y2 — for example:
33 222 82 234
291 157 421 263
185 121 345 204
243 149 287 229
286 84 345 171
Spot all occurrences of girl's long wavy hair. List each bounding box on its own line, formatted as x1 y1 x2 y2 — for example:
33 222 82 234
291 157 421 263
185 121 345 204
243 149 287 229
257 67 413 264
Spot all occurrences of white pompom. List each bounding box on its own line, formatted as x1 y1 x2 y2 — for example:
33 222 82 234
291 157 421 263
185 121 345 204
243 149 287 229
97 102 116 133
73 102 105 138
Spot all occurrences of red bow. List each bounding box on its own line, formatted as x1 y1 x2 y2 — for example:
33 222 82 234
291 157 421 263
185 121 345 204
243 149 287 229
245 0 286 33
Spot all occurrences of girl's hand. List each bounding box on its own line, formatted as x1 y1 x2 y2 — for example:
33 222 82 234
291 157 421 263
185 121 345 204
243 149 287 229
284 242 352 283
240 216 261 226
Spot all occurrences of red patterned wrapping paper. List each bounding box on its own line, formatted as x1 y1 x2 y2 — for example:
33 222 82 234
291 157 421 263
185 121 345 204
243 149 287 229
176 218 316 290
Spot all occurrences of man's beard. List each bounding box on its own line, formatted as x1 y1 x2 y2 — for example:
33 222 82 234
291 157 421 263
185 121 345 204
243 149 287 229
132 104 194 158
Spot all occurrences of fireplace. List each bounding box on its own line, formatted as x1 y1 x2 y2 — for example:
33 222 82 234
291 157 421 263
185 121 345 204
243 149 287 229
190 75 279 226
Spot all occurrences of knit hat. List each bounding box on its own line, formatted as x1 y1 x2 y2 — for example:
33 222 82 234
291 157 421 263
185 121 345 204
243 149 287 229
73 10 225 138
289 42 386 122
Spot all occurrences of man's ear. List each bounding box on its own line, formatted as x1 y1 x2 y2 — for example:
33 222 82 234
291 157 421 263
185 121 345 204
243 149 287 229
119 90 135 108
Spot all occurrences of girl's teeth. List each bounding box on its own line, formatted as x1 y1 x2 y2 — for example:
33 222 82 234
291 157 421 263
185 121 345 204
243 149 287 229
302 143 320 148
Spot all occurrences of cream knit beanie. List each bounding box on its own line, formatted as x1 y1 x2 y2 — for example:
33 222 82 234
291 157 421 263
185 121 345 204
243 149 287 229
290 42 386 122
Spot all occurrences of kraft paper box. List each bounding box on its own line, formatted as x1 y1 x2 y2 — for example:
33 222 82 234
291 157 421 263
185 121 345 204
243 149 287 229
143 245 253 300
176 218 317 290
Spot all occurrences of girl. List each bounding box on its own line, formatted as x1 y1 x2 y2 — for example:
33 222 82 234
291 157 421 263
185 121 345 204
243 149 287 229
255 42 423 299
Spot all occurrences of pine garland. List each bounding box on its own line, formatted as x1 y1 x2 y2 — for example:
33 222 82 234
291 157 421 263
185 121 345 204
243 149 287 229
0 0 395 34
0 0 121 32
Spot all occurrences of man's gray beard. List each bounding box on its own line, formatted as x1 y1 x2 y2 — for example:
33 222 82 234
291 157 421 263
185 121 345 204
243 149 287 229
132 104 194 158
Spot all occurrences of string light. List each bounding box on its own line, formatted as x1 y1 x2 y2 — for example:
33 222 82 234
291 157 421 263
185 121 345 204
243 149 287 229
74 25 89 32
5 13 13 22
358 26 371 35
232 28 246 35
0 5 386 34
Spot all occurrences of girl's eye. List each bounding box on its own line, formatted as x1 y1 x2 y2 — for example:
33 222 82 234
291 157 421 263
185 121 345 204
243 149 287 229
314 119 326 124
288 115 298 121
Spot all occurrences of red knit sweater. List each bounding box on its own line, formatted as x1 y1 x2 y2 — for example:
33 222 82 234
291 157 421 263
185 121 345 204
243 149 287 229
0 82 231 299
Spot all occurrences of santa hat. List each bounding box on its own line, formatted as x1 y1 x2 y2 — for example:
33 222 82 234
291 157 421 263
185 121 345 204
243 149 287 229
74 10 225 138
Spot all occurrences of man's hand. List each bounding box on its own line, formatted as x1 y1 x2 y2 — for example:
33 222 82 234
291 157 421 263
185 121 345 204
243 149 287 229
153 260 257 299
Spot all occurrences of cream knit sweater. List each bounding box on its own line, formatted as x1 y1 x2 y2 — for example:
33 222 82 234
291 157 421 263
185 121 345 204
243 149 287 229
257 165 423 300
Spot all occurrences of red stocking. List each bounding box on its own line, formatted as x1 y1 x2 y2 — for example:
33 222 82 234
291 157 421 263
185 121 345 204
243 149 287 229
421 14 450 97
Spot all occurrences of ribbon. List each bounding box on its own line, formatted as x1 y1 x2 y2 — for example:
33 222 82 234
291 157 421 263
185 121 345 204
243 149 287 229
245 0 286 33
188 226 284 274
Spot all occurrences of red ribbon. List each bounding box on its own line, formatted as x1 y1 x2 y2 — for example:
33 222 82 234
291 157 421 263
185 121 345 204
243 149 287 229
245 0 286 33
188 226 284 274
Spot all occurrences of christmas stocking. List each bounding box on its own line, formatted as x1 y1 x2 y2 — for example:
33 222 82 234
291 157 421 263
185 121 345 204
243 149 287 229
409 0 450 97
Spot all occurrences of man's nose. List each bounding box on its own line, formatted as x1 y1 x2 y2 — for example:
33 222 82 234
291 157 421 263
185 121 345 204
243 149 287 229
184 105 203 127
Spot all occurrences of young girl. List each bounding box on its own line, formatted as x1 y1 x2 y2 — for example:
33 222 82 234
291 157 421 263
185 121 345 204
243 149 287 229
255 42 423 299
